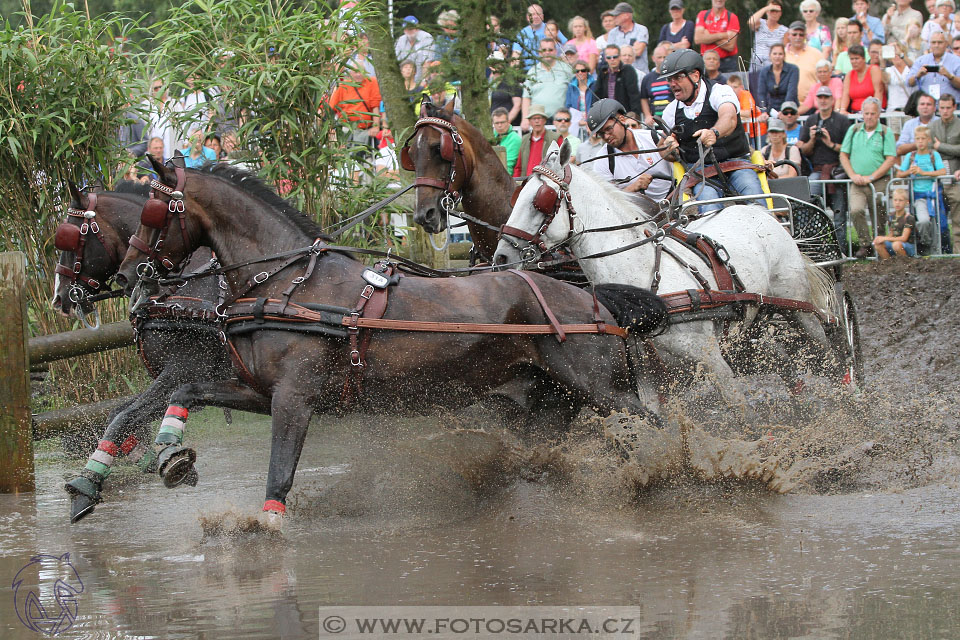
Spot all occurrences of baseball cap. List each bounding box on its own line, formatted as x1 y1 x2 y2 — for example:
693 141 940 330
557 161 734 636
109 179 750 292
562 42 578 54
789 20 805 31
669 0 684 9
402 15 418 27
815 85 834 97
767 118 786 132
780 101 799 113
610 2 635 16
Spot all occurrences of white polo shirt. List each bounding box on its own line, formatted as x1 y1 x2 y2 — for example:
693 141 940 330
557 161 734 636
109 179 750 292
591 128 673 201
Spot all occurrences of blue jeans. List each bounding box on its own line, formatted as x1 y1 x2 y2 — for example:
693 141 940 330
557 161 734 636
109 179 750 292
883 240 916 256
693 165 766 213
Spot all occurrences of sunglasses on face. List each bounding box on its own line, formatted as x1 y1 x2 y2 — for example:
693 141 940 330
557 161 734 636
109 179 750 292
606 54 619 60
575 68 588 73
782 110 797 115
554 117 571 122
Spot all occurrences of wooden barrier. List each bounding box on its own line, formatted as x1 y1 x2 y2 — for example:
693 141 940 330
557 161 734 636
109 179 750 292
0 252 35 493
29 321 134 365
33 395 135 439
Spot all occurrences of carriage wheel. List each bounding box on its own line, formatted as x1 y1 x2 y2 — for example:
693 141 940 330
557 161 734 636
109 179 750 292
839 291 864 389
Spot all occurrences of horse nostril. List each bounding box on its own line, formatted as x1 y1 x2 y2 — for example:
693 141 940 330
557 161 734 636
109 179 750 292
494 254 507 265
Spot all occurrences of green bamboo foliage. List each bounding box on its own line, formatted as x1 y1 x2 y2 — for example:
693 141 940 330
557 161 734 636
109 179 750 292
150 0 381 228
0 2 150 407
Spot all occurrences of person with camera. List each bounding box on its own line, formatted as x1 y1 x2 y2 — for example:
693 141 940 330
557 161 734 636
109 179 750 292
799 85 853 244
906 31 960 103
657 49 765 211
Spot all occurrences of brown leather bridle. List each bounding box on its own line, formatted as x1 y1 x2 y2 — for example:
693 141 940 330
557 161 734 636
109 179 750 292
129 167 193 278
499 164 578 262
54 193 114 301
400 116 472 213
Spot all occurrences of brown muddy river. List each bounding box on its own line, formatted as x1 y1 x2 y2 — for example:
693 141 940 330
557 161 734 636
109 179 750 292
2 260 959 639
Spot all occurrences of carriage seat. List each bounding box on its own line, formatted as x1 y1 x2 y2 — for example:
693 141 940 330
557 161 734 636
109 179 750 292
767 175 813 203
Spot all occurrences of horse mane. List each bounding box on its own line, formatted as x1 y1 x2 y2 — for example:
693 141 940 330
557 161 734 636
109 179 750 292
203 163 326 240
113 180 152 198
569 162 653 220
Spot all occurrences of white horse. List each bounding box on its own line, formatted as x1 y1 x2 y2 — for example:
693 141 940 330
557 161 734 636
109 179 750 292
494 142 846 412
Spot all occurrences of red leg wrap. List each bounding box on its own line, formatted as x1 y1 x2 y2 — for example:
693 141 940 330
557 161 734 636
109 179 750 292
165 405 189 419
97 440 120 456
262 500 286 514
119 435 139 455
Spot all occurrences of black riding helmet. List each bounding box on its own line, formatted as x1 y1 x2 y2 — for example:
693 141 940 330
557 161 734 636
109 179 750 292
659 49 705 80
587 98 627 137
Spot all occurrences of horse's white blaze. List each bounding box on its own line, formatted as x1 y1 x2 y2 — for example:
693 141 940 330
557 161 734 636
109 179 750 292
495 147 837 405
52 271 62 306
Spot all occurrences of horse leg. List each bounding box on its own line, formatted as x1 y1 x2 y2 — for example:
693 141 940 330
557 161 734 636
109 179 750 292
261 386 316 522
155 379 269 489
65 368 183 523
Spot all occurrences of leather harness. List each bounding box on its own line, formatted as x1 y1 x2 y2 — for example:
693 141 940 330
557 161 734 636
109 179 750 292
54 194 114 299
136 171 628 404
502 162 841 330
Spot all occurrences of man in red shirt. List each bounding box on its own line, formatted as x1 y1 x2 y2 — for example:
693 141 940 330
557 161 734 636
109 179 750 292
513 104 560 176
327 66 382 146
694 0 740 73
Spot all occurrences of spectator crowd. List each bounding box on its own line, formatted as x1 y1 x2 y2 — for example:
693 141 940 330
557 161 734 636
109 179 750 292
114 0 960 258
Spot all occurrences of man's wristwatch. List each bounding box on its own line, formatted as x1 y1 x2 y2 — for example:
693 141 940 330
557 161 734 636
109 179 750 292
711 128 720 140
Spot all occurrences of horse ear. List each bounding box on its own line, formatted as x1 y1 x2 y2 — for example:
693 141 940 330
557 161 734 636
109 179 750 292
443 99 456 117
544 141 562 169
150 153 178 186
67 181 85 208
420 94 433 117
558 139 572 168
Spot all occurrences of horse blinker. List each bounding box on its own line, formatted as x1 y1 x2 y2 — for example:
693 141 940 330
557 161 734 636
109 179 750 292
533 184 559 215
140 198 170 229
399 145 415 171
54 223 82 252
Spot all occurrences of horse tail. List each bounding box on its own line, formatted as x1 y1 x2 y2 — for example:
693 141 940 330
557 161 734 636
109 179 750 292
802 255 838 316
594 284 668 336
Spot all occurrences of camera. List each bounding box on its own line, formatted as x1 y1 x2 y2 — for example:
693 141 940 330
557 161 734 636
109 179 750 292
815 127 824 138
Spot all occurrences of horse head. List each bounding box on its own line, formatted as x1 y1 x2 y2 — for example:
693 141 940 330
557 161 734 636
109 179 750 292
51 181 143 327
403 99 470 234
493 140 575 268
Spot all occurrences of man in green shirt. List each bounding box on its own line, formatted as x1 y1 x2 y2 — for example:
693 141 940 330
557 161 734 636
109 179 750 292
930 93 960 252
839 96 897 257
491 107 521 174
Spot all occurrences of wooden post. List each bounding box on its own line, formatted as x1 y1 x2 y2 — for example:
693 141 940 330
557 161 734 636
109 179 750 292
0 252 35 492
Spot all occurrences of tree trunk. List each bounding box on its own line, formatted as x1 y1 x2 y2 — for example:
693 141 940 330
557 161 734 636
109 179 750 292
457 0 494 140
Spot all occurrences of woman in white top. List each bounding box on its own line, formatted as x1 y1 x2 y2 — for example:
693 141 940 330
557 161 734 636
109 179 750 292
761 119 802 177
748 1 789 71
884 43 914 111
922 0 957 49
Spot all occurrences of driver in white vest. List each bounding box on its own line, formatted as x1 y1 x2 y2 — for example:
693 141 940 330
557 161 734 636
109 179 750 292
585 98 674 202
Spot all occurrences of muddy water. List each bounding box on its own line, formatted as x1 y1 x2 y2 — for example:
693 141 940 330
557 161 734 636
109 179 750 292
3 260 960 639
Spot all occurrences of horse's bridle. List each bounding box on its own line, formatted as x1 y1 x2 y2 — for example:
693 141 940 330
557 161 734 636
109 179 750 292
54 193 114 303
499 164 578 263
400 116 472 215
129 167 193 279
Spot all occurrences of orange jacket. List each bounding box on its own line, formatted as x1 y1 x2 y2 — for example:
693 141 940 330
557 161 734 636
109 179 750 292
737 89 766 140
328 76 382 128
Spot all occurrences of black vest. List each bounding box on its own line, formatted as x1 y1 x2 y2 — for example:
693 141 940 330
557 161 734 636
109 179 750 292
674 80 750 164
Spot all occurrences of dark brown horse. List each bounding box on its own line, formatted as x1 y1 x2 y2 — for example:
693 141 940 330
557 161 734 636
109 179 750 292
402 100 515 261
115 159 657 521
52 182 270 523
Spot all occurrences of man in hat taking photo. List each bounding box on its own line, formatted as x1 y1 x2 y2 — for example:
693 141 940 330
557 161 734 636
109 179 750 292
657 48 765 211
